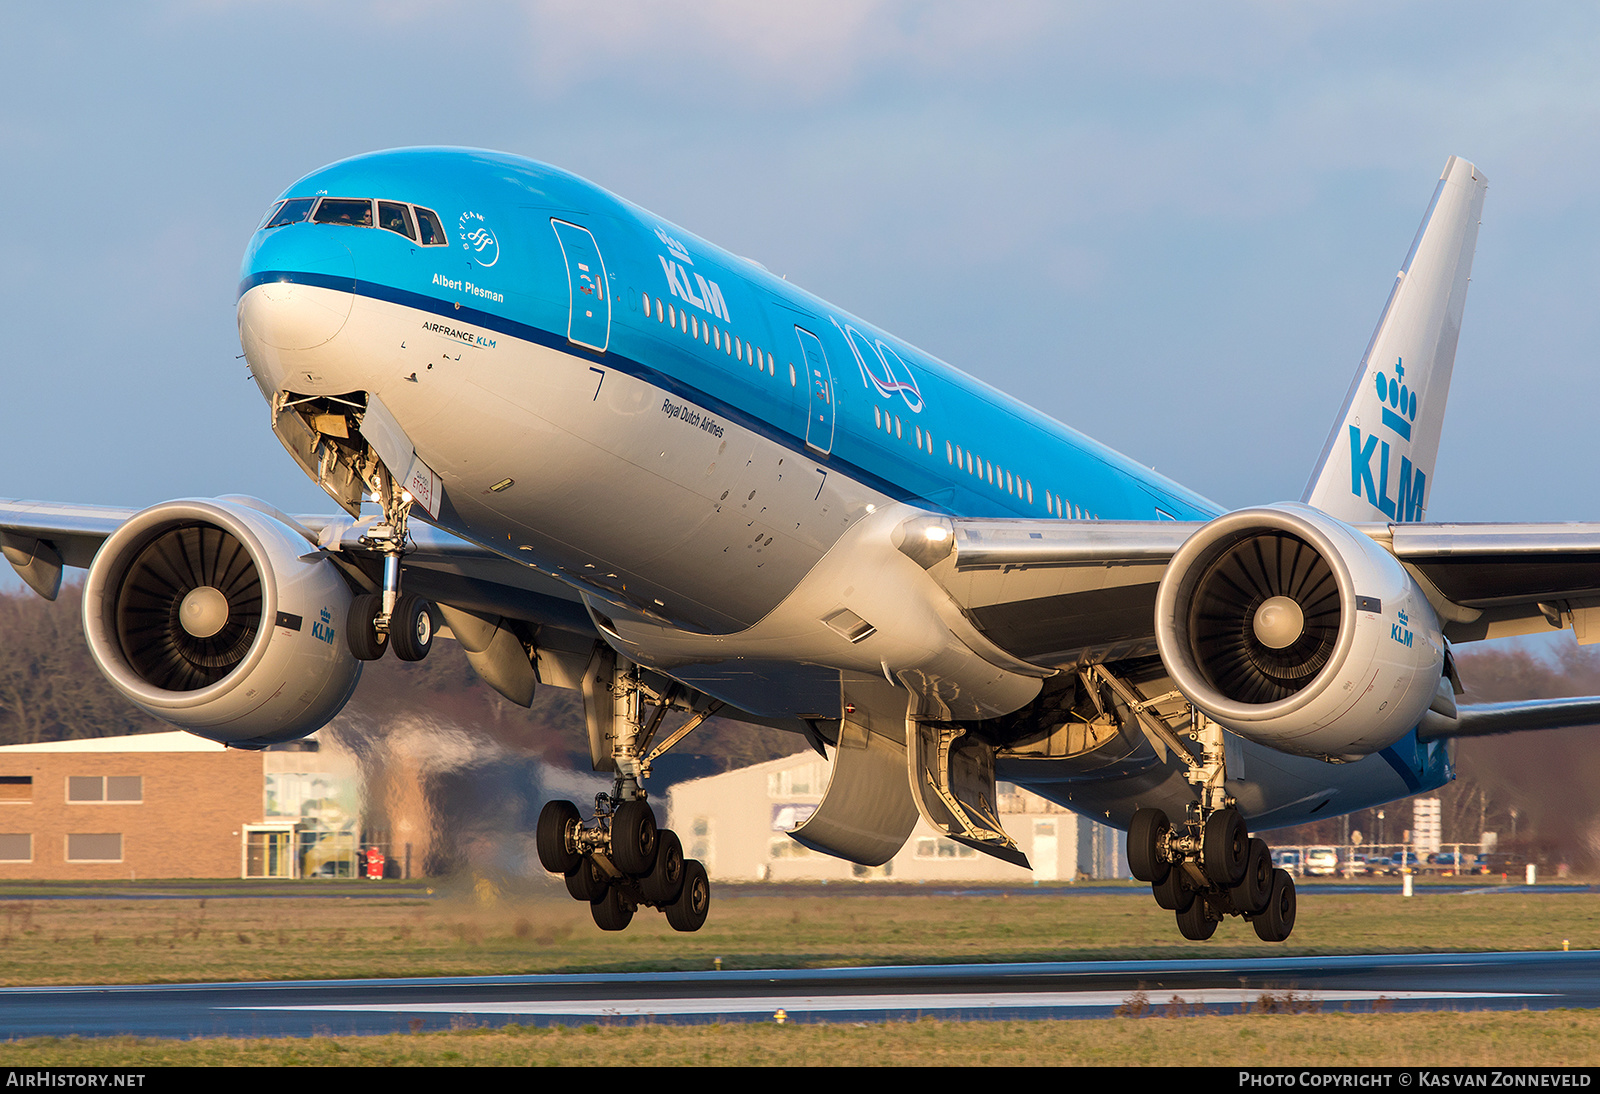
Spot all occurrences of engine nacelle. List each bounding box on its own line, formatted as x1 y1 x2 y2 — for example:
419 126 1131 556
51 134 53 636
82 498 361 748
1154 503 1443 760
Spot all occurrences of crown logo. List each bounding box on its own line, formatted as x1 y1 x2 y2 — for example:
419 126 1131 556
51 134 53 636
1374 357 1417 440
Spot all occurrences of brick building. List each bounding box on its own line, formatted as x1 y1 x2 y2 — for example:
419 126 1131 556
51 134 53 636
0 730 420 880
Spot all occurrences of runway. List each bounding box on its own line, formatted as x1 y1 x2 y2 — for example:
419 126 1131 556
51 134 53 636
1 950 1595 1039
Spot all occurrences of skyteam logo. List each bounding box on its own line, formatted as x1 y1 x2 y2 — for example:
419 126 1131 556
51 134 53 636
458 211 499 267
1348 356 1424 520
838 321 925 413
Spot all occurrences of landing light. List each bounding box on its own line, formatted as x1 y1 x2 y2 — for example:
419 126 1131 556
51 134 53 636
925 526 950 542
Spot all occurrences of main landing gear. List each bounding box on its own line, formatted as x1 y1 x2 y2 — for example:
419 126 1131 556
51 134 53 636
537 794 710 931
1126 711 1296 942
1129 805 1295 942
537 653 720 931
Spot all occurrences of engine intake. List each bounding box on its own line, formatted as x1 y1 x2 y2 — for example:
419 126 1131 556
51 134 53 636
1154 503 1442 760
82 498 361 747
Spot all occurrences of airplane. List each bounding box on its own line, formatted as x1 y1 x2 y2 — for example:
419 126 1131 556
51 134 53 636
5 148 1600 941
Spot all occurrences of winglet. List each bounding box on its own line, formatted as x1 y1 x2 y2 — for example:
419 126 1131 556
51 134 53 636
1304 156 1488 523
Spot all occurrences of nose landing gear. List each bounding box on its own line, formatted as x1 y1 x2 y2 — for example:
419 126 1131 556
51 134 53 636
344 469 435 663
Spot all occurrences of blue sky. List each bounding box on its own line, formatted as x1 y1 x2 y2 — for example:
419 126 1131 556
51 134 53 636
2 2 1597 535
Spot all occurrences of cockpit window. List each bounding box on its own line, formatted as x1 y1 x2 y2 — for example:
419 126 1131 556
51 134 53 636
378 201 416 241
415 207 446 246
313 198 375 227
263 198 315 229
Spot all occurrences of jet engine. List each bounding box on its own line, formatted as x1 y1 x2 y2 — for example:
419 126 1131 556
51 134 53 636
81 498 361 748
1153 503 1443 760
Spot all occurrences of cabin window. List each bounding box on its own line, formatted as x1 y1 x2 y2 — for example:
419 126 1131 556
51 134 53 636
874 406 882 429
263 198 315 229
313 198 374 227
1026 481 1033 504
914 426 923 447
378 201 416 240
655 297 665 321
946 441 953 464
735 338 743 360
642 293 652 318
788 362 796 387
415 207 447 246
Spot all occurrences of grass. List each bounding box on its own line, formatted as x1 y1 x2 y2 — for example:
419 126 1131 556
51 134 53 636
0 877 1595 985
3 1012 1598 1066
0 878 1595 1065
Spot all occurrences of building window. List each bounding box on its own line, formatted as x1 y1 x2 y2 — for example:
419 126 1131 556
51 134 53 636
0 777 31 804
0 834 30 862
67 776 142 803
66 833 122 862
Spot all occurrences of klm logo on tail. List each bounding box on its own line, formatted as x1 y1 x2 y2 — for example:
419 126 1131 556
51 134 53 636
1349 357 1425 521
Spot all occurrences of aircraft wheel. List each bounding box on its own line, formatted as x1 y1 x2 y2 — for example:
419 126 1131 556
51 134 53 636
346 593 388 660
390 594 434 662
1128 808 1171 884
1204 808 1248 887
640 829 685 906
665 860 710 932
537 800 581 875
1236 838 1273 915
611 800 659 876
1152 864 1193 912
1175 895 1217 941
564 856 607 903
1251 868 1297 943
591 885 633 931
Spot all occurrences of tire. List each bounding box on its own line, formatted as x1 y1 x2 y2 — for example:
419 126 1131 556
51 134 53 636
591 884 633 931
1175 895 1217 941
563 856 607 903
1203 808 1248 887
640 829 685 906
665 860 710 932
390 594 434 662
1128 808 1171 884
1152 864 1193 913
611 800 659 876
537 800 581 875
346 593 388 661
1236 838 1273 915
1251 868 1297 943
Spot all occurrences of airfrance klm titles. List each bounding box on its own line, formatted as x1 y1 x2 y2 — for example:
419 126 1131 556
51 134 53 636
421 319 496 349
1349 358 1426 521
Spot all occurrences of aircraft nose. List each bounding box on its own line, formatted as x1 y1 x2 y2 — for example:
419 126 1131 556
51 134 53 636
237 227 356 351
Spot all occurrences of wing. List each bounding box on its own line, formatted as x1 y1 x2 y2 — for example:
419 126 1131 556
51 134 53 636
0 498 600 697
914 513 1600 738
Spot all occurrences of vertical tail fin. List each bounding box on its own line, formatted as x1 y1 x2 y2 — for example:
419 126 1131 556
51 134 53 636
1304 156 1487 523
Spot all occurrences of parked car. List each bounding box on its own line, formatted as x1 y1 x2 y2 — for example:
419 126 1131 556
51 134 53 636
1273 850 1302 875
1385 850 1422 874
1305 847 1339 876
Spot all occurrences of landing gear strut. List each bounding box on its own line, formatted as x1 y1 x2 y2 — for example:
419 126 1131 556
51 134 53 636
345 466 434 663
536 654 720 932
1126 710 1297 942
